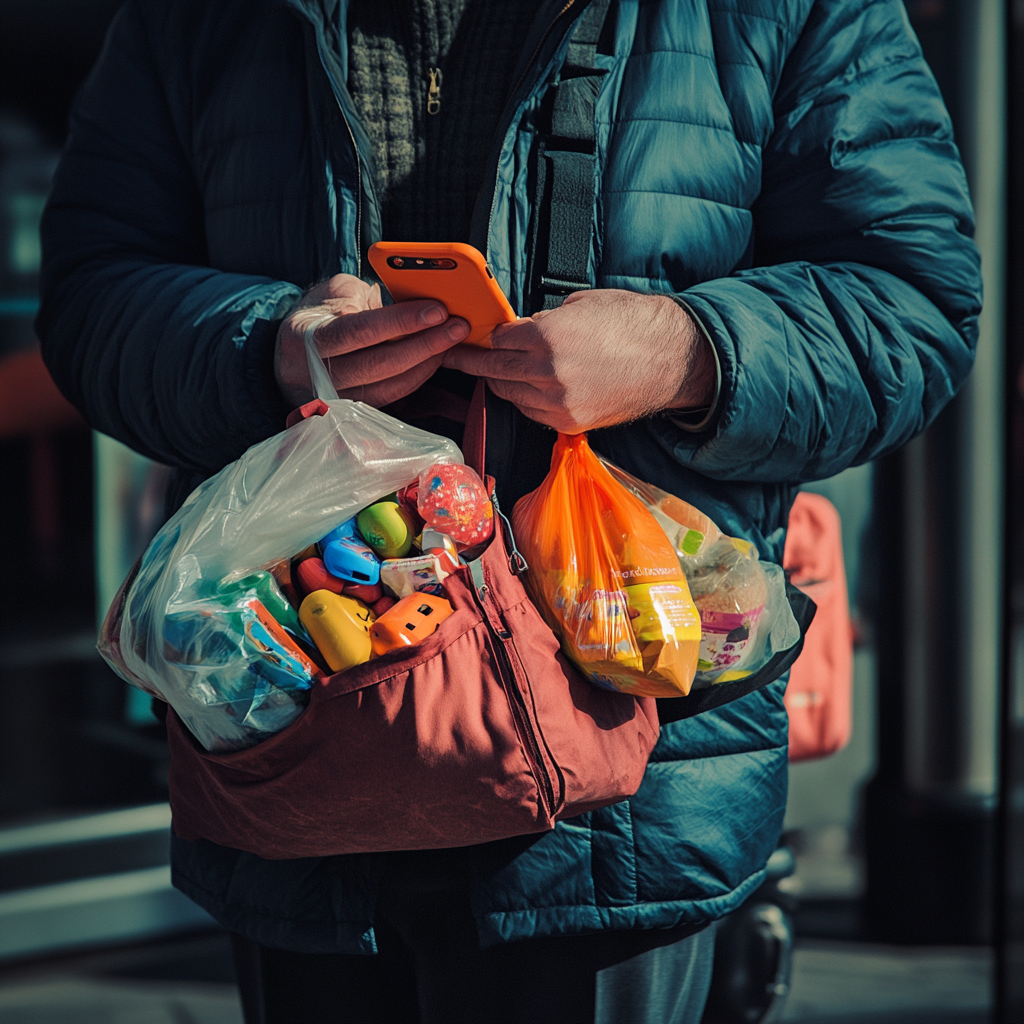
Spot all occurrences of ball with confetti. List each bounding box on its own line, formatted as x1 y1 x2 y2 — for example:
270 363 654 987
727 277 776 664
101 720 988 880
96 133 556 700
416 463 494 547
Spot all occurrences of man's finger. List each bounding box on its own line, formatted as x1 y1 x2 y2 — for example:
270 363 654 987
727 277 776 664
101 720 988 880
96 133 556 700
329 318 469 387
488 317 543 351
441 343 541 382
336 353 446 408
316 299 451 356
483 375 557 412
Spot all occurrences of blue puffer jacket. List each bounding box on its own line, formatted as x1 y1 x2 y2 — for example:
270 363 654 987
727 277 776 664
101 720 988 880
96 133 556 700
38 0 980 953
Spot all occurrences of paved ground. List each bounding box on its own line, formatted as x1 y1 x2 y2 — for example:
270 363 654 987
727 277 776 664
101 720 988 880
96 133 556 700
780 940 991 1023
0 932 993 1023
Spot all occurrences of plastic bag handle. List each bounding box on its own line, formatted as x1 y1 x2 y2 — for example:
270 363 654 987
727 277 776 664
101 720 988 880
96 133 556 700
304 316 340 402
301 313 487 477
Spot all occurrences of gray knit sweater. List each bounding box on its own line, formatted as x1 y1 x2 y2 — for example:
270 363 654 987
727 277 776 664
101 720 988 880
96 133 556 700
347 0 544 243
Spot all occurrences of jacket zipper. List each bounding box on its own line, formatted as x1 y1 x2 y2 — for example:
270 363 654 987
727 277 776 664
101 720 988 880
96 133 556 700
485 0 580 262
311 32 368 276
470 567 556 817
338 109 363 276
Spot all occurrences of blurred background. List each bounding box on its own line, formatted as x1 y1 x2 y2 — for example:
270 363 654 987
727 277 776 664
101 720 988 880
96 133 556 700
0 1 1021 1022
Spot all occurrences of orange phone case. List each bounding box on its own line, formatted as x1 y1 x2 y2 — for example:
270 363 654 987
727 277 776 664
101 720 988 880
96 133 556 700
368 242 517 347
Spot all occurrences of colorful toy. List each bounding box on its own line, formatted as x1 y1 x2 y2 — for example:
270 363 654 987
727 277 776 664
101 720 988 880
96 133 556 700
299 590 376 673
219 571 308 644
356 501 416 559
416 463 494 547
380 553 452 598
163 596 315 692
342 580 385 604
418 528 460 571
369 593 454 656
320 518 381 585
296 557 345 596
371 595 396 616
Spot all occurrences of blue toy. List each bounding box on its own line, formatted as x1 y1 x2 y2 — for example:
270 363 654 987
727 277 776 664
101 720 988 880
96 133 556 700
320 518 381 585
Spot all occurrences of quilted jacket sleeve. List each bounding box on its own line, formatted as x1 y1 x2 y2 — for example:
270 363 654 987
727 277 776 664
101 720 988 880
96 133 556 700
669 0 981 483
36 1 301 473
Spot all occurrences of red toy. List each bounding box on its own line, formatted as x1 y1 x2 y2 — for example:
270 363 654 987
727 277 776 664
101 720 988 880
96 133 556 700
296 557 345 596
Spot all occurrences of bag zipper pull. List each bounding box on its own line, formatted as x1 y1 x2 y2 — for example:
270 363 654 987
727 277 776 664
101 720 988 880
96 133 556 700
491 493 529 575
427 67 442 115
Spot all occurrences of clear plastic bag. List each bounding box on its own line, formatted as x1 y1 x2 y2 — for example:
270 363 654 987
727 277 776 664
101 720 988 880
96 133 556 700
598 459 800 688
98 322 462 751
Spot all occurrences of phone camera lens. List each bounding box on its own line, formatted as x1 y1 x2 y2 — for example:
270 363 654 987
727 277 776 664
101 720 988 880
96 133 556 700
390 257 404 268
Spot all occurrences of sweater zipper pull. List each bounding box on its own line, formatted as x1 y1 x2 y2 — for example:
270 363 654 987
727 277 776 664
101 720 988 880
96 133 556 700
427 67 442 115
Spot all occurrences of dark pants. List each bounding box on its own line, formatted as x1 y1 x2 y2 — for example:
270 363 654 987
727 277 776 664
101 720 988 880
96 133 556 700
231 851 715 1024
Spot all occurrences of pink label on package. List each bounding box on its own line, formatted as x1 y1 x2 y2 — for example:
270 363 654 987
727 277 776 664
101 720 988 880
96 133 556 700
697 605 764 673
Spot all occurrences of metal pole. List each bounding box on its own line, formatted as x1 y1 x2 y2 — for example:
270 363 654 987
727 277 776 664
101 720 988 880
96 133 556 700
864 0 1005 945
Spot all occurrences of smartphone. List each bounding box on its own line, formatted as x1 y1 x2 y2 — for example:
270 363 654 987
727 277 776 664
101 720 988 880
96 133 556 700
368 242 517 347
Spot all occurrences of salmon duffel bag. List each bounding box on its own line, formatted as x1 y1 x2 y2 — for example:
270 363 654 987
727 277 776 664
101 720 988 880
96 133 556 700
98 352 660 860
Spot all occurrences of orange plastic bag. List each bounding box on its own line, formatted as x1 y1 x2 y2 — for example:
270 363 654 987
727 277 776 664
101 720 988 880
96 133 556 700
512 434 701 697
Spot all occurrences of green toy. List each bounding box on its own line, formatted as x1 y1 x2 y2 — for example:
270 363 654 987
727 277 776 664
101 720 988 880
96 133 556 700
356 501 415 559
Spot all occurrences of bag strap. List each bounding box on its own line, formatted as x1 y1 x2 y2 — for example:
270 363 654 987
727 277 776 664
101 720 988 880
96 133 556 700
528 0 613 312
462 378 488 478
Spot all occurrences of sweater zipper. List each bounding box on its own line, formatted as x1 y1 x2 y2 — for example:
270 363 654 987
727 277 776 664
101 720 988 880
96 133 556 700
427 67 443 115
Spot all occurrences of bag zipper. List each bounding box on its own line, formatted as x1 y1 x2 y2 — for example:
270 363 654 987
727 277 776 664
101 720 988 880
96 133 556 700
491 492 529 575
469 560 556 817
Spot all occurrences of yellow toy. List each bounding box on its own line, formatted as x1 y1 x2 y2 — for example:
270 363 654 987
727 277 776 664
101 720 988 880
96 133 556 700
299 590 376 673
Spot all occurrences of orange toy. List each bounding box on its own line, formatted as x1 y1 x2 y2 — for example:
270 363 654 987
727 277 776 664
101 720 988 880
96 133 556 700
369 593 453 656
368 242 517 347
513 434 701 697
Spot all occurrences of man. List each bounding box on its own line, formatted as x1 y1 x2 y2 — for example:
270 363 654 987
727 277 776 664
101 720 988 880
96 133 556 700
38 0 981 1020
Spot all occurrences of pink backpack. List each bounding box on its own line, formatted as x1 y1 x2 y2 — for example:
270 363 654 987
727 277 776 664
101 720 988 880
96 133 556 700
782 492 854 762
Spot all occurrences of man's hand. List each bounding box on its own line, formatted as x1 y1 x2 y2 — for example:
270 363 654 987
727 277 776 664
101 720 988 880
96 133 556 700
441 289 715 433
275 273 469 408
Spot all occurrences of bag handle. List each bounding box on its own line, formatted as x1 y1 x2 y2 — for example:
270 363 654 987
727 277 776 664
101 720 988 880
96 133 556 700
300 312 489 478
304 316 340 402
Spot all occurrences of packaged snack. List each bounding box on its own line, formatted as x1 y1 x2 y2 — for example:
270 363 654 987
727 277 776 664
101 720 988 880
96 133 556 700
161 585 316 747
417 463 494 547
380 553 452 598
220 570 309 644
512 433 701 697
369 594 453 656
597 457 800 687
686 540 767 677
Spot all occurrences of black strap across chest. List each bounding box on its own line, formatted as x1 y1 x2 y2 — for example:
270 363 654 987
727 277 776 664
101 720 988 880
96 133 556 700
527 0 612 312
